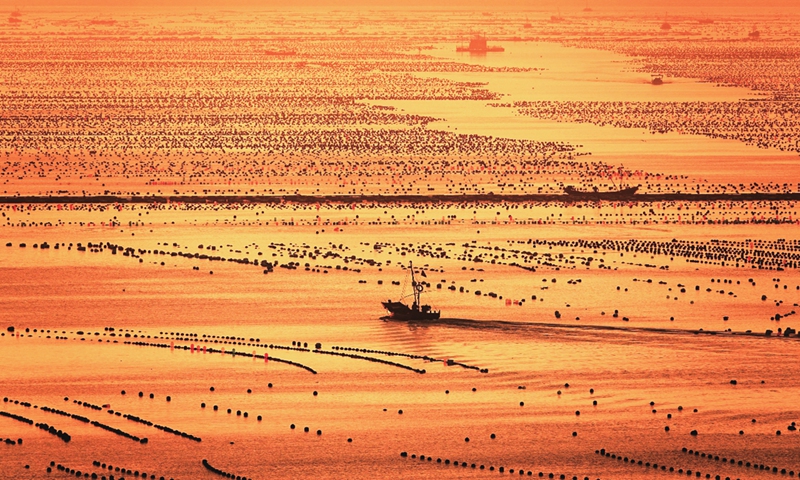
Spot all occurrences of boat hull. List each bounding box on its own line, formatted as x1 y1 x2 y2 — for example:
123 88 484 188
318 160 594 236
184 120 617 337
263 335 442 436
381 301 440 321
563 186 639 200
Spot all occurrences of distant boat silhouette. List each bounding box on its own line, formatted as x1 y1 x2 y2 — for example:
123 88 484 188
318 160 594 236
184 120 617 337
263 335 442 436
651 74 664 85
456 34 504 53
550 9 565 23
661 12 671 30
748 25 760 38
564 185 639 200
698 12 714 24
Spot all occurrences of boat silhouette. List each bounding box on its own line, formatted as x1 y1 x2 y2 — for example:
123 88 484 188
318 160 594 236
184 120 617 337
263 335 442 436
456 34 504 53
381 262 440 321
563 185 639 200
660 12 671 30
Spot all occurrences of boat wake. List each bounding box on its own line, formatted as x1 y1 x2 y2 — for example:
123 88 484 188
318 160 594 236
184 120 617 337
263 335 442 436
386 317 785 341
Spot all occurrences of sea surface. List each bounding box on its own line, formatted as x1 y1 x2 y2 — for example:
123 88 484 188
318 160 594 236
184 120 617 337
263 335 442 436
1 8 800 480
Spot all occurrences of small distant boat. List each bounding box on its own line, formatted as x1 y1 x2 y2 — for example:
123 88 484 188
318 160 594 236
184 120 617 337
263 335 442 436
456 34 504 53
564 185 639 200
381 262 440 321
651 75 664 85
660 12 671 30
748 25 760 38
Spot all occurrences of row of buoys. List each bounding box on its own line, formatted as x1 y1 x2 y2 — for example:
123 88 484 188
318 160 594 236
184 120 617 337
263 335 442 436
314 347 427 374
71 399 103 411
34 421 71 442
201 458 250 480
124 340 318 374
596 448 735 479
681 447 796 475
119 412 202 442
90 419 147 444
200 403 259 422
0 410 34 424
92 459 173 479
158 328 482 374
477 237 800 271
40 405 90 424
50 463 98 478
400 452 590 479
289 423 323 435
3 397 32 407
1 437 22 445
331 344 487 372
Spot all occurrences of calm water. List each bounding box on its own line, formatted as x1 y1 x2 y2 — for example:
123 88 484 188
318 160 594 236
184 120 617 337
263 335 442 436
1 209 799 479
2 9 800 480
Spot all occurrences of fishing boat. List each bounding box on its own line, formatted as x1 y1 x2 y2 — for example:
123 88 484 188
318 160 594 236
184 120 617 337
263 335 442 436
563 185 639 200
381 262 440 321
456 35 504 53
698 12 714 24
660 12 671 30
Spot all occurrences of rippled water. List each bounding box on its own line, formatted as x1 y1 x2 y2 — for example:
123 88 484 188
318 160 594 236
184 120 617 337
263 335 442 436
2 10 800 480
2 210 799 479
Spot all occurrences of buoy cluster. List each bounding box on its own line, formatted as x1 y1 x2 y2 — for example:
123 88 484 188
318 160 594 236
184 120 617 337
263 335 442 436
1 437 22 445
40 405 91 423
595 448 764 479
34 422 71 442
118 412 202 442
0 410 34 425
681 447 796 475
290 423 324 435
92 460 174 479
50 463 100 478
90 420 147 444
400 452 591 479
201 458 251 480
72 399 104 411
2 397 32 407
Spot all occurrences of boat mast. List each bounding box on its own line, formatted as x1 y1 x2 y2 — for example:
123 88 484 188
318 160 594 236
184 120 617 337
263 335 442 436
410 261 421 308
